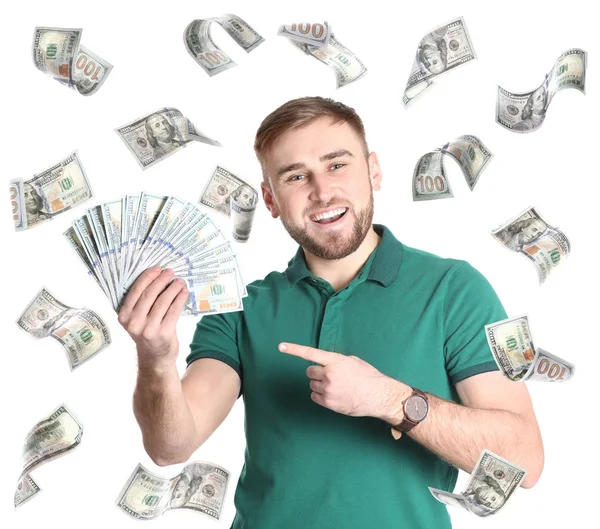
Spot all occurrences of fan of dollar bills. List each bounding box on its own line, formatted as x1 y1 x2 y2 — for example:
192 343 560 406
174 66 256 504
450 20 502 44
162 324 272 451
63 192 247 315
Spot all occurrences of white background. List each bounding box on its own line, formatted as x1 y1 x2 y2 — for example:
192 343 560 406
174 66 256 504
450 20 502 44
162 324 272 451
1 0 598 527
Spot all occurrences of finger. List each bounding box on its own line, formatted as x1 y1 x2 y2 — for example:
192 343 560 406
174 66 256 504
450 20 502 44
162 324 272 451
309 379 325 393
279 342 339 365
118 266 162 321
131 268 176 318
147 278 187 326
306 365 324 380
310 391 326 407
161 285 189 329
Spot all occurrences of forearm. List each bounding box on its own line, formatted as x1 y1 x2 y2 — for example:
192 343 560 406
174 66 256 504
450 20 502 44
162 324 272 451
133 358 199 466
380 380 543 488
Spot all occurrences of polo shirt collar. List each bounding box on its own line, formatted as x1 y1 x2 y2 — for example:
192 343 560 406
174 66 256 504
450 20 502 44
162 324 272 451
285 224 403 287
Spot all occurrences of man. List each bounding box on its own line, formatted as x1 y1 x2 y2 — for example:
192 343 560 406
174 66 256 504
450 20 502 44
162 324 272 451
24 183 49 228
513 82 548 132
118 97 544 529
169 464 204 509
145 113 186 159
230 184 258 209
495 216 547 252
417 28 448 75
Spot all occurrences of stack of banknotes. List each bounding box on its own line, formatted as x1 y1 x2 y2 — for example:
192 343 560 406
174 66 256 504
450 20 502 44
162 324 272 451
63 192 247 314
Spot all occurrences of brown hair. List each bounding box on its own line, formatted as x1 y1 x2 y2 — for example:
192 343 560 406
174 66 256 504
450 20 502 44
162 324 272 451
254 96 369 186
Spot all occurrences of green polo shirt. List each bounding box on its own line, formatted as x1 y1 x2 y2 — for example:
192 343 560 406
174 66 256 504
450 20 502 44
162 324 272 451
187 224 506 529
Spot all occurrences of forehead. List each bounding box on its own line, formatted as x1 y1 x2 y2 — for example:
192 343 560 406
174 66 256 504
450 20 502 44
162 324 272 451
148 115 167 125
263 117 362 169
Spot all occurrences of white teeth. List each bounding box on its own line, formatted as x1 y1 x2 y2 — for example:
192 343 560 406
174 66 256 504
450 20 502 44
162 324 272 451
310 208 347 222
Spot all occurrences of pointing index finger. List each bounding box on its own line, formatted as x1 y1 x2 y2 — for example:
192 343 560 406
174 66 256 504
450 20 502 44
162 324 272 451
279 342 338 365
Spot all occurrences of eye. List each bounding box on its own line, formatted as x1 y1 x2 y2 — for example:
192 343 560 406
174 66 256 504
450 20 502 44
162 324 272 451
331 162 345 170
289 174 304 182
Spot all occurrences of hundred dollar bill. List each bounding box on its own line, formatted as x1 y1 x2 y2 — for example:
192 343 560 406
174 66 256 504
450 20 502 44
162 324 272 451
17 405 83 506
429 449 526 517
403 17 476 107
278 21 331 47
288 32 367 88
10 151 92 231
184 14 264 76
491 207 570 284
32 27 112 95
183 267 243 315
485 315 574 382
413 135 492 201
116 108 222 170
497 49 586 133
117 461 230 521
14 474 41 509
199 166 258 241
16 287 111 370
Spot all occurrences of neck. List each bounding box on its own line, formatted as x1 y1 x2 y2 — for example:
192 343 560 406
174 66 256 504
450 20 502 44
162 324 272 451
303 226 381 292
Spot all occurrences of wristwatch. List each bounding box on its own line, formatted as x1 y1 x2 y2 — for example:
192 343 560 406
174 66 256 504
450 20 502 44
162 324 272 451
390 388 429 440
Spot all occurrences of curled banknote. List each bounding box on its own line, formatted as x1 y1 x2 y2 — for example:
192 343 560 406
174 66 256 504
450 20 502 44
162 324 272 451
116 108 222 170
282 22 367 88
15 405 83 508
413 135 493 201
403 17 476 106
184 14 264 76
491 207 570 284
16 287 111 370
485 315 574 382
32 27 112 95
429 449 526 517
117 461 230 521
9 151 92 231
199 165 259 242
497 49 586 133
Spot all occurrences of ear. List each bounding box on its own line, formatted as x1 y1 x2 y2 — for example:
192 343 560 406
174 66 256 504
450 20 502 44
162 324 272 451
261 180 280 219
367 152 382 191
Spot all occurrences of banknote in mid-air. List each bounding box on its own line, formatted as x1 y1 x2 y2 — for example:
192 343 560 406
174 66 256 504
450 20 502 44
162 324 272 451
497 49 586 133
9 151 92 231
116 108 222 170
32 27 112 95
429 449 527 517
184 14 264 76
199 165 259 242
15 405 83 508
413 135 493 201
485 315 574 382
16 287 111 370
281 21 367 88
116 461 230 521
65 192 248 315
403 17 476 106
491 207 570 284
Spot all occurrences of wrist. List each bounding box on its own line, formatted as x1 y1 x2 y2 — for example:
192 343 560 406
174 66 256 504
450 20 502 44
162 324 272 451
377 377 413 425
137 352 178 379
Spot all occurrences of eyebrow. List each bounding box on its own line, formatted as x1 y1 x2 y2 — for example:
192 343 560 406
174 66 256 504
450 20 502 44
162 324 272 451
276 149 354 179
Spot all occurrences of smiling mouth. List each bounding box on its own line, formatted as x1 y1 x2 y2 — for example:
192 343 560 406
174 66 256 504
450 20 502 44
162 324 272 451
309 207 348 225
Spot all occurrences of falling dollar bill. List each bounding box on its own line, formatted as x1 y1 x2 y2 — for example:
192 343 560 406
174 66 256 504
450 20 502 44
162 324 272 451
491 207 570 284
116 461 230 521
9 151 93 231
429 449 526 517
403 17 476 106
199 165 259 242
15 405 83 508
16 287 111 370
485 315 574 382
184 14 264 76
116 108 221 170
413 135 493 201
497 49 586 133
32 27 112 95
278 22 331 47
283 22 367 88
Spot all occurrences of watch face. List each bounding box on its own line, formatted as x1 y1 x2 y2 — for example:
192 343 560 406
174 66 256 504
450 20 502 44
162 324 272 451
405 395 428 422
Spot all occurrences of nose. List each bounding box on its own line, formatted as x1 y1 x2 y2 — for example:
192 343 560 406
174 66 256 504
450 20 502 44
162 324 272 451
307 171 336 204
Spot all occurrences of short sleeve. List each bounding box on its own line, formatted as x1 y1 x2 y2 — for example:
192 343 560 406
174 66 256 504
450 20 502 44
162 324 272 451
186 311 243 398
443 262 507 385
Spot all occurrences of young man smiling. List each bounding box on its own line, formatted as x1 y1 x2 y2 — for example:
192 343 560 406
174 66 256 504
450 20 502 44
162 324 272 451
118 97 544 529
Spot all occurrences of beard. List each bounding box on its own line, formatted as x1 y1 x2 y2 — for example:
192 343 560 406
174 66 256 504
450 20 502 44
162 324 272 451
279 185 374 260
